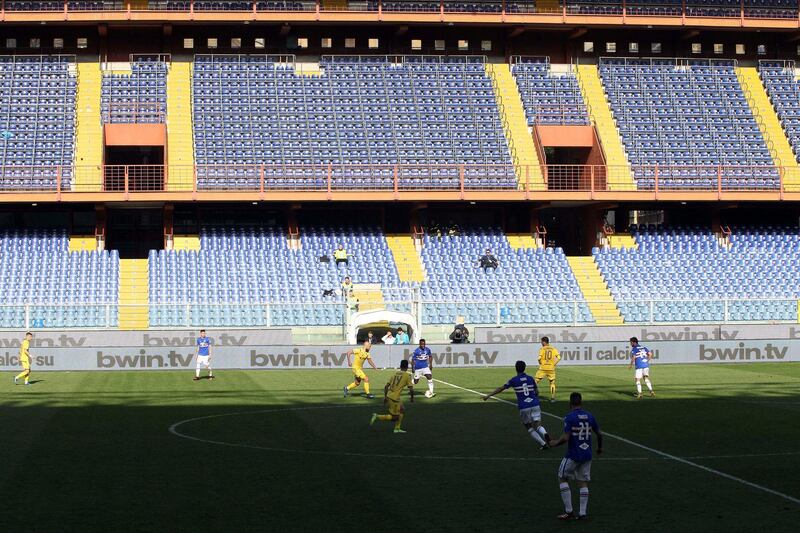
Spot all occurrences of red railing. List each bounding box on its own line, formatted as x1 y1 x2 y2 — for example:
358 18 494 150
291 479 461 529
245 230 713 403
0 1 797 21
102 102 165 124
0 163 797 197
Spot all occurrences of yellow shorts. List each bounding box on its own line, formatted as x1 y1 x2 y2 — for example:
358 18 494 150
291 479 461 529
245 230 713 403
20 357 30 370
352 368 367 380
387 398 403 416
535 369 556 382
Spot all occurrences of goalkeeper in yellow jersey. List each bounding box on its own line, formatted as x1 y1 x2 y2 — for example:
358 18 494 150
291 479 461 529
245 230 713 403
14 331 33 386
535 336 561 402
370 359 414 433
343 341 378 399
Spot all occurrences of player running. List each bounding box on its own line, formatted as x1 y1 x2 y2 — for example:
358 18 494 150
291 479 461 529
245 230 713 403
14 331 33 386
483 360 550 449
193 329 214 381
535 336 561 402
410 338 435 398
370 359 414 433
549 392 603 521
344 341 377 399
628 337 655 399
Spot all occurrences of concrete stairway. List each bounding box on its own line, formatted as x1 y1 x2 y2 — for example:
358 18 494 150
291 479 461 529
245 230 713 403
567 256 623 325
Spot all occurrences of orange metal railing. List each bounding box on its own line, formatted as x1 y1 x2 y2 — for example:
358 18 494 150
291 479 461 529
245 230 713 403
0 1 797 20
0 163 794 196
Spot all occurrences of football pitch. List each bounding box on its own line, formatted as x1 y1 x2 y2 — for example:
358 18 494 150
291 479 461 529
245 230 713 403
1 363 799 532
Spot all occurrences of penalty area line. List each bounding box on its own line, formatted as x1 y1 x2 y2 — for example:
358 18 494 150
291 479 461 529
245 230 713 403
435 378 800 506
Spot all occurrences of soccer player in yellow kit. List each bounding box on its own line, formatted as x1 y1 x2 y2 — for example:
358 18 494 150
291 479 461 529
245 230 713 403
14 331 33 385
535 336 561 402
343 341 378 399
370 359 414 433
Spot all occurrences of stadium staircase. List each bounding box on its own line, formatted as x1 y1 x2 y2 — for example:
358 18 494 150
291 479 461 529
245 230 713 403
386 235 426 282
567 256 623 325
167 60 195 191
68 235 97 252
575 64 636 190
352 283 385 312
172 235 200 251
607 234 637 249
485 63 545 190
506 233 538 249
736 66 799 178
74 60 103 192
119 259 149 329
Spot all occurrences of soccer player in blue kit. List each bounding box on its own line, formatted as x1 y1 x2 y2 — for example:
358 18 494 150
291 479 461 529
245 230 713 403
628 336 655 399
410 339 435 398
548 392 603 521
482 360 549 449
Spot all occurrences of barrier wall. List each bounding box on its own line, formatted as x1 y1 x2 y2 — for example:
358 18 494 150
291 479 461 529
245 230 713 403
0 337 795 371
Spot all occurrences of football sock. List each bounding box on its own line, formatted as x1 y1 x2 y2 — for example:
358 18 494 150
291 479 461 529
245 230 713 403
644 378 653 392
347 382 358 390
537 425 548 439
550 381 556 397
579 487 589 516
376 415 392 422
528 427 546 446
15 371 27 381
636 381 642 394
427 380 434 394
364 382 371 395
560 483 573 513
394 413 404 430
195 368 200 378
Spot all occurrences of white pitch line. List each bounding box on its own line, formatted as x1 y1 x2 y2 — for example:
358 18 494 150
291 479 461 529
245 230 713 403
435 378 800 506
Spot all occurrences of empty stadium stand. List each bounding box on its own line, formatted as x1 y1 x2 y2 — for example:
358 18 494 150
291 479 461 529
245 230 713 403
419 226 593 325
148 224 408 327
759 61 800 186
101 57 167 124
599 58 778 190
594 225 800 323
0 55 76 190
0 230 119 328
191 55 516 190
511 57 589 126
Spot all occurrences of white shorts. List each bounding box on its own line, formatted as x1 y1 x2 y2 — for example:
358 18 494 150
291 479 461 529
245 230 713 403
519 406 542 425
558 458 592 482
197 355 211 368
414 367 432 380
635 368 650 379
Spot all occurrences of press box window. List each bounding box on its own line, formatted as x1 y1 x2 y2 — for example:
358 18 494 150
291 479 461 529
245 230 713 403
53 38 64 49
434 40 445 51
713 43 723 55
458 40 469 51
757 44 767 56
207 38 218 49
345 38 356 48
254 38 265 49
629 42 639 53
321 38 332 49
736 44 745 55
481 40 491 51
583 41 594 53
183 38 194 49
298 38 309 49
77 38 88 49
231 38 242 49
691 43 702 54
368 38 379 49
606 42 616 53
411 39 422 51
651 42 662 53
29 38 40 49
6 38 16 49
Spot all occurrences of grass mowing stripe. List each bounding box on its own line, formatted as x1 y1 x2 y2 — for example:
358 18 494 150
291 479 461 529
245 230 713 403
435 378 800 506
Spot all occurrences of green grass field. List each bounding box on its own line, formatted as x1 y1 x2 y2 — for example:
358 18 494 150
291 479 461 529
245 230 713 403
1 363 799 532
